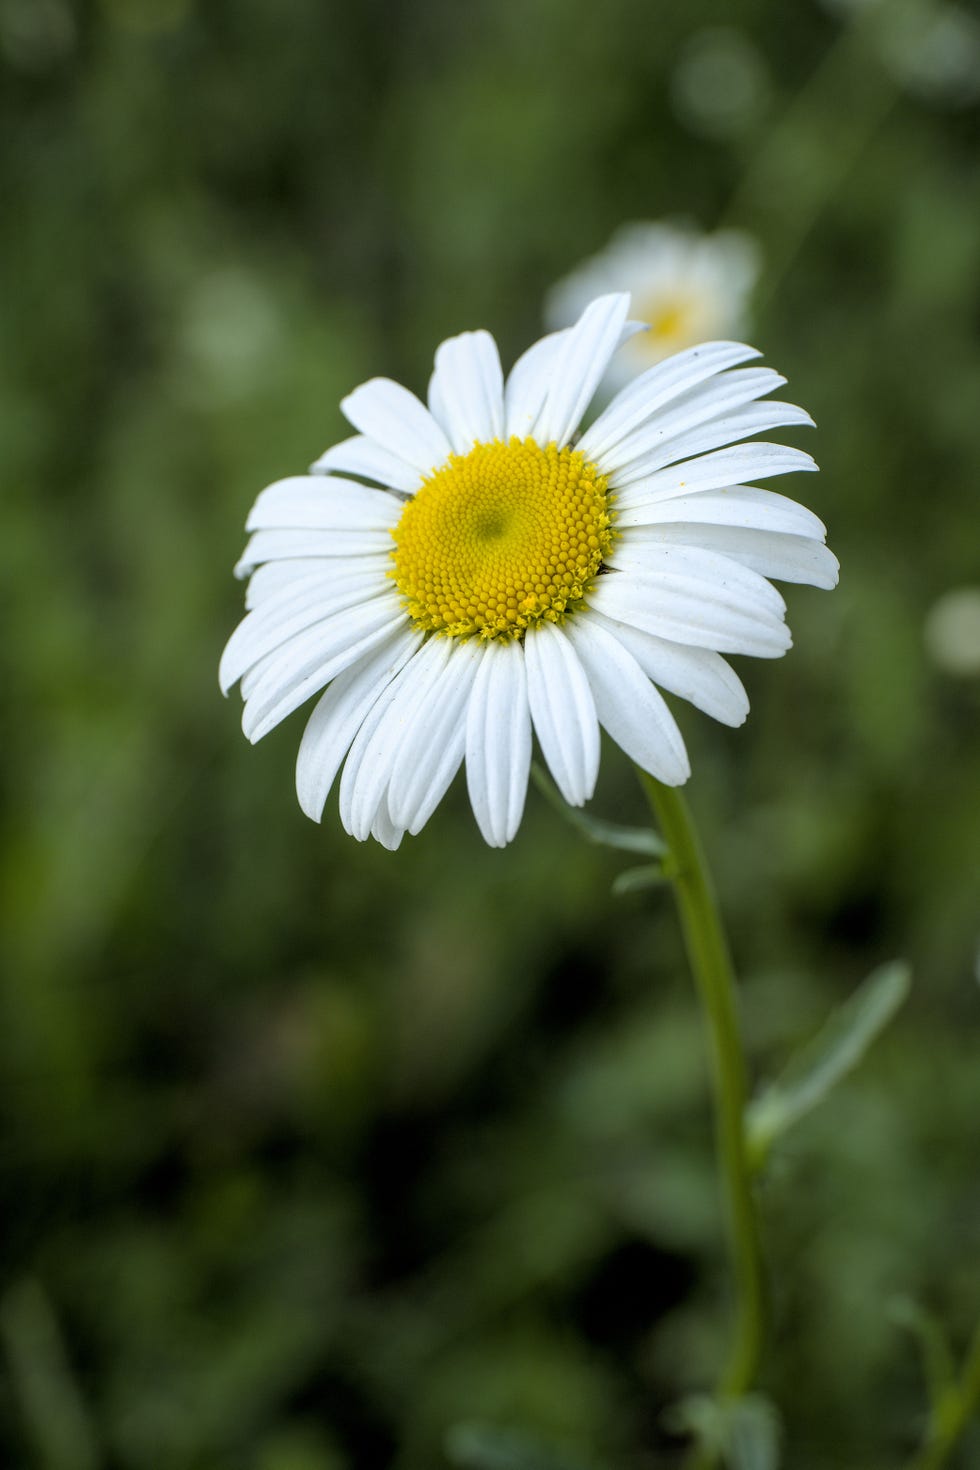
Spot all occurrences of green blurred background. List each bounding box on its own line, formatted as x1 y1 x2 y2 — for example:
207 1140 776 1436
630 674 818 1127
1 0 979 1466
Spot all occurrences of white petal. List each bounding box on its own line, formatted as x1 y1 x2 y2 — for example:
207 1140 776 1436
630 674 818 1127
235 528 394 576
579 341 762 461
340 378 451 477
627 525 840 589
606 544 784 614
427 330 505 452
504 329 567 440
524 621 600 806
595 368 799 476
310 435 421 494
244 562 330 611
534 293 631 448
613 400 814 481
243 555 390 610
246 476 403 532
221 566 390 693
591 562 791 658
615 485 827 539
609 442 818 501
589 610 749 727
370 791 406 851
242 593 406 743
504 318 646 441
465 639 532 847
338 637 453 840
388 639 483 833
565 618 690 785
295 626 423 821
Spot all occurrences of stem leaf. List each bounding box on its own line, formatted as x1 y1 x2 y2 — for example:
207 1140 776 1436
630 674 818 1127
746 960 911 1162
532 764 668 856
611 862 669 896
890 1297 957 1411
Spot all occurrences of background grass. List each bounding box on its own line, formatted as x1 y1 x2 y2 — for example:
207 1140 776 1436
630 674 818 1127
1 0 979 1466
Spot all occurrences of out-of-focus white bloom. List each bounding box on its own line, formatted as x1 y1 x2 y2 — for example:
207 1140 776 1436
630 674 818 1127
180 268 285 404
818 0 980 110
222 293 836 849
671 28 771 140
546 225 760 393
924 588 980 676
880 4 980 109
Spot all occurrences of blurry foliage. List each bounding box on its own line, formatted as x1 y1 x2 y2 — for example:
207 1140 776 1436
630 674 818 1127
1 0 979 1467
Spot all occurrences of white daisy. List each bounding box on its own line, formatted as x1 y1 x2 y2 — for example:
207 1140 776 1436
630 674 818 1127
221 292 837 850
546 223 760 390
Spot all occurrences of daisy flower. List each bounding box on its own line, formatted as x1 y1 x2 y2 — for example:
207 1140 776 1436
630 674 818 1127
220 292 837 850
546 223 760 390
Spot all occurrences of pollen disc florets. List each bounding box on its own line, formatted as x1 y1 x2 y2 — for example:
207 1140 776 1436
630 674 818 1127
391 436 614 640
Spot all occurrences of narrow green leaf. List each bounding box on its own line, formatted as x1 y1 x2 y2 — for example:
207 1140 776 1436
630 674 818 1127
445 1423 593 1470
891 1297 957 1410
0 1279 100 1470
746 960 911 1163
531 764 668 857
611 862 669 896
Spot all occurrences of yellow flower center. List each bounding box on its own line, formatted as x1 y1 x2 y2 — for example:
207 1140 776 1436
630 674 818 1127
648 301 690 341
637 292 701 353
391 437 614 640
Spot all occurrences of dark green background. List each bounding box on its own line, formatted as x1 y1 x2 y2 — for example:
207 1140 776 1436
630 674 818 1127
1 1 978 1467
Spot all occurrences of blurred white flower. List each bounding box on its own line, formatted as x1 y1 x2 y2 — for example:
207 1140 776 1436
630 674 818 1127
818 0 980 110
179 267 285 405
546 224 760 392
222 294 835 849
671 28 771 140
880 4 980 109
924 588 980 677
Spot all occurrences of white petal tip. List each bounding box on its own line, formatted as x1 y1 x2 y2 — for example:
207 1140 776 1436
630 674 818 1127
650 765 690 789
296 793 324 823
595 290 631 312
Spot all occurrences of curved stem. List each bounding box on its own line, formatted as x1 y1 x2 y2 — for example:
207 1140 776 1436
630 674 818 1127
637 773 766 1454
906 1320 980 1470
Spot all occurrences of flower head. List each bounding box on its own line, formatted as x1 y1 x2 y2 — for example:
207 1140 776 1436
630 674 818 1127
546 223 760 389
221 293 837 849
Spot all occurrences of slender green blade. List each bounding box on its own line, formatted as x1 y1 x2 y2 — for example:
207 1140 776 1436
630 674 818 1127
531 764 668 857
747 960 911 1161
891 1296 957 1409
611 863 669 896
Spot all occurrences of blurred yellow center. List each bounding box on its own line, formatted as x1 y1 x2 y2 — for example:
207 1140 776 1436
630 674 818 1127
639 293 699 350
649 302 689 340
391 437 614 640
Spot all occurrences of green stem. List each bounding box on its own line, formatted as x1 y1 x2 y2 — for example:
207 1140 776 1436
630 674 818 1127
636 773 766 1462
907 1320 980 1470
